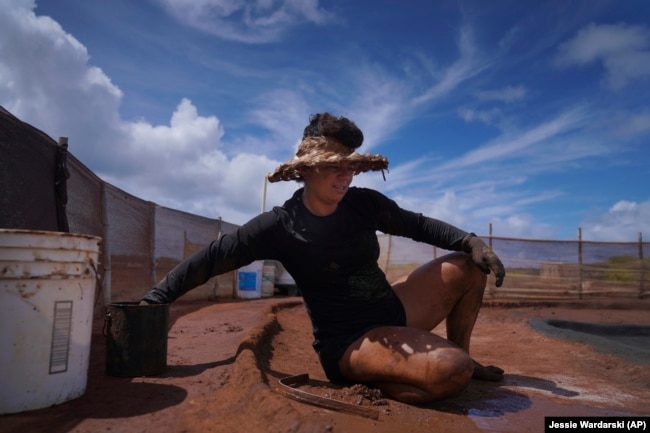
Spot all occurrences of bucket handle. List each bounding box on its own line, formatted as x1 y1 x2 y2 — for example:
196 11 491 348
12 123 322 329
88 257 106 308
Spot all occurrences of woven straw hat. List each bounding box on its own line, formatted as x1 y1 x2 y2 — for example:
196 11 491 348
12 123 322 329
267 136 389 182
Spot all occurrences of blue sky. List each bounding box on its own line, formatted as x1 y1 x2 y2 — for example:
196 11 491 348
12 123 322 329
1 0 649 241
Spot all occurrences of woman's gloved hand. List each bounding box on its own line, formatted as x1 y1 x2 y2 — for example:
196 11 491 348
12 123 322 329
138 299 157 306
461 233 506 287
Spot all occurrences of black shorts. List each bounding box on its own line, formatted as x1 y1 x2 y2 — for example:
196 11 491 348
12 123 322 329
313 293 407 383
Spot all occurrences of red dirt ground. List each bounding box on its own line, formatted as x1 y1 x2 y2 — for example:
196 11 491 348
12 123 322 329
1 297 649 433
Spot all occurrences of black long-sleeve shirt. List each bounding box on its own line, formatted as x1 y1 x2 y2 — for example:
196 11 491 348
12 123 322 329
143 187 468 341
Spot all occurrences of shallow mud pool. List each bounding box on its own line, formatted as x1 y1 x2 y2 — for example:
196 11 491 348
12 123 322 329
529 318 650 367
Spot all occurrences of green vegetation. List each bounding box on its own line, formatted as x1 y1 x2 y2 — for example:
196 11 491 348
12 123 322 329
605 255 649 282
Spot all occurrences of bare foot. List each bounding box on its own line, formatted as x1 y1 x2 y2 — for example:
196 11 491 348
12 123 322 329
472 361 504 381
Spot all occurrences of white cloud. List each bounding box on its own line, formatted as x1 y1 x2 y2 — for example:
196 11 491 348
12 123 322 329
414 25 491 105
440 108 589 172
382 186 558 240
490 214 556 240
332 25 494 152
154 0 333 43
0 0 281 223
247 89 310 153
379 107 620 241
581 200 650 241
458 107 502 125
555 22 650 89
0 0 125 168
1 0 646 245
391 190 467 228
475 85 528 103
128 98 224 157
611 109 650 139
348 71 409 151
458 86 526 127
100 99 281 222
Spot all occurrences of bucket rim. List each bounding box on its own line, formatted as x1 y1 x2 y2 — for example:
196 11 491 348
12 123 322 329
0 228 102 242
106 301 169 308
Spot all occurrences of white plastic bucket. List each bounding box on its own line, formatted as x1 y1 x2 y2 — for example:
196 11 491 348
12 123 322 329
262 265 276 297
0 229 102 415
237 261 263 299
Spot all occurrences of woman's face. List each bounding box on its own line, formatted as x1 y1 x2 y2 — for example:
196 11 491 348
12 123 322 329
301 161 357 208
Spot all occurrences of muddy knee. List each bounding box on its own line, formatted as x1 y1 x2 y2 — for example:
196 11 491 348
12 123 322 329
424 348 473 399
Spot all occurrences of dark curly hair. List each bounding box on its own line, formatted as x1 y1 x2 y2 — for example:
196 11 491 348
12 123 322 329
302 113 364 149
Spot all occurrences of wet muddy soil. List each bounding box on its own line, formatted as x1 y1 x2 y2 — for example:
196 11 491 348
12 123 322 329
1 298 649 433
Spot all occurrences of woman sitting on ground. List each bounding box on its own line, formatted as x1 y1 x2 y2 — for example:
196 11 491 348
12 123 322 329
141 112 506 403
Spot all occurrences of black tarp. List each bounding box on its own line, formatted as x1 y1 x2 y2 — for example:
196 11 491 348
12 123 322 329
0 106 62 231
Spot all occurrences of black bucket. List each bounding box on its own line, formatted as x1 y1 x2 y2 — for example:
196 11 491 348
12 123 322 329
104 302 169 377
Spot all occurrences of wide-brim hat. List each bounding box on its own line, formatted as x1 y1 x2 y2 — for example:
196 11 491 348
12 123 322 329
267 136 389 182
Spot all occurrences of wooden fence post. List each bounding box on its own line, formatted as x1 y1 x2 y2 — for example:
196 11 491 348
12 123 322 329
578 227 583 300
149 202 157 289
489 223 493 249
101 183 112 305
385 234 392 274
488 223 494 298
639 232 645 299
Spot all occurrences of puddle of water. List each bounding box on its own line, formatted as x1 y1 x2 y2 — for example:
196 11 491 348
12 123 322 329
528 318 650 366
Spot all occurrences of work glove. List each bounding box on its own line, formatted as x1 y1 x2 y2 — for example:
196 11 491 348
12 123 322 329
138 298 159 306
461 233 506 287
